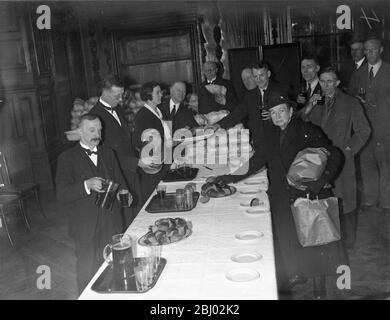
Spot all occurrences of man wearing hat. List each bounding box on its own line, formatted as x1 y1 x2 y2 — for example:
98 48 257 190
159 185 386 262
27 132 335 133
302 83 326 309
213 92 346 299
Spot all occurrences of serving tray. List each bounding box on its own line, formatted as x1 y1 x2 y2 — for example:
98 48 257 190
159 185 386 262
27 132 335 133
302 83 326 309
162 167 199 182
145 192 200 213
91 258 167 293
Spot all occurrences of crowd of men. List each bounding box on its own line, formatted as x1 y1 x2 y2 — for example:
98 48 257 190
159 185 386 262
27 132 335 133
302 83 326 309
56 35 389 297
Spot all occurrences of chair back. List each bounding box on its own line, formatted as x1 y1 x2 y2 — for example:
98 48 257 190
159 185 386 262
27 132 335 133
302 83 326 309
0 151 9 187
0 137 35 186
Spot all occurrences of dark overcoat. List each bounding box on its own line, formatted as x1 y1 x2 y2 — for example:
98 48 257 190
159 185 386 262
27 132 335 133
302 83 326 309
306 89 371 213
227 117 347 283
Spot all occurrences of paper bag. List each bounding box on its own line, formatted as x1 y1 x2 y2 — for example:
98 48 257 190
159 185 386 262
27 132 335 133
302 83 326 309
287 147 329 190
291 197 341 247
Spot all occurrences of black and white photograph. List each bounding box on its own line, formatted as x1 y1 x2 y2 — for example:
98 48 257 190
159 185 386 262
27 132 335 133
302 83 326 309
0 0 389 302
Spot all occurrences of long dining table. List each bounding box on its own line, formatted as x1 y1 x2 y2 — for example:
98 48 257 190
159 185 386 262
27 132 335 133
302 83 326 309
79 164 278 300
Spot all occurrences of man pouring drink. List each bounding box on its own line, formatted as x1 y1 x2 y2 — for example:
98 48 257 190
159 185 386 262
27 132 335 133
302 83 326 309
56 114 133 294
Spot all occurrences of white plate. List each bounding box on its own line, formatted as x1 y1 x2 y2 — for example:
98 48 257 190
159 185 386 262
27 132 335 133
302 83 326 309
235 230 264 242
231 252 262 263
239 199 266 207
244 181 263 185
239 190 259 196
226 268 260 282
246 207 269 215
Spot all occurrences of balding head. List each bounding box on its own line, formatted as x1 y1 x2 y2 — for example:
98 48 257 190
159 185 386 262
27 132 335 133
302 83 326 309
170 81 186 104
241 68 256 90
364 38 383 65
203 61 218 81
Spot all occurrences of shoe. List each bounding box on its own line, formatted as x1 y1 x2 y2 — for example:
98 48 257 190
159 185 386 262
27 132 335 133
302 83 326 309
288 275 308 287
312 276 327 300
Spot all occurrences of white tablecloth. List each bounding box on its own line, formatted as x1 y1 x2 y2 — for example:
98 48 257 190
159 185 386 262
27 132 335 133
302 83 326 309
79 166 278 300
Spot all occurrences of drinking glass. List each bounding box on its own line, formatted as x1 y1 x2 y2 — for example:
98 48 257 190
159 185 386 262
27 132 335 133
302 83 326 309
134 265 150 291
119 189 131 207
358 87 366 100
156 185 166 199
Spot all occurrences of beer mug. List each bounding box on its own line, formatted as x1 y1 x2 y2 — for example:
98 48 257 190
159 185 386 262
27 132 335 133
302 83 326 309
103 234 135 281
95 179 120 210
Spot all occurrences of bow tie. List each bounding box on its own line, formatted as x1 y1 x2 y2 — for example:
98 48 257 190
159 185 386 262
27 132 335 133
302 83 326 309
103 105 116 113
82 148 98 156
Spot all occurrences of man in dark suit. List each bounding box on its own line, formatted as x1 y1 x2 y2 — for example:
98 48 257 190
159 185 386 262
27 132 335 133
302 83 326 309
159 81 198 134
339 38 367 91
88 76 142 224
198 61 238 114
296 56 322 111
349 37 390 215
213 62 289 148
56 114 132 294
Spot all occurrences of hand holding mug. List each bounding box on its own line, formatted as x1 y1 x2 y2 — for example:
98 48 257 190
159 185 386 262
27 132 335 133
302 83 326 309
261 110 271 120
309 93 322 106
85 177 106 192
297 94 307 104
117 189 133 207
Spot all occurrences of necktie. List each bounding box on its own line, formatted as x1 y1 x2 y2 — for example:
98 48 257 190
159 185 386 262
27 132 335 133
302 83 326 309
369 66 374 81
171 105 176 117
321 96 334 128
307 82 312 97
259 89 264 108
355 63 359 70
82 148 98 156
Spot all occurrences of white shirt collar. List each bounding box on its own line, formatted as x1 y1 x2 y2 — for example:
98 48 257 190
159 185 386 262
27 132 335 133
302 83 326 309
207 77 217 84
143 103 172 143
356 57 365 69
99 98 113 109
80 142 97 152
169 99 180 113
144 103 163 120
368 59 382 76
307 78 319 91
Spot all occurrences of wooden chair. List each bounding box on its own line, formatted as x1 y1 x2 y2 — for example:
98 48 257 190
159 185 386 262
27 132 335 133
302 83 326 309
0 138 46 219
0 194 30 246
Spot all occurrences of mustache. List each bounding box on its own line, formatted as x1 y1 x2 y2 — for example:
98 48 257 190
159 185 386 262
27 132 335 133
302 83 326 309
91 138 101 142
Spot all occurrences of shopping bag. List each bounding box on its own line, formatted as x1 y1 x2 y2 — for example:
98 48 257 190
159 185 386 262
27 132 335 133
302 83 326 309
291 196 341 247
287 147 329 190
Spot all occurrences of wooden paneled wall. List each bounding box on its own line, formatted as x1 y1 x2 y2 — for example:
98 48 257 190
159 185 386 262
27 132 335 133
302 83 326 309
0 3 88 190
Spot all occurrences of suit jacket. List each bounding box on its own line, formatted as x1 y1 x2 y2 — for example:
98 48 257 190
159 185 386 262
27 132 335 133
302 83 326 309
158 98 198 134
88 101 138 175
198 76 238 114
306 88 371 213
349 60 390 142
294 80 322 110
339 57 367 90
56 144 126 244
218 80 288 139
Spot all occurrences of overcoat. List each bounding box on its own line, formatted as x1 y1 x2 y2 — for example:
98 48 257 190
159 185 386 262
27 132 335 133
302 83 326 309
306 88 371 213
227 117 347 283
